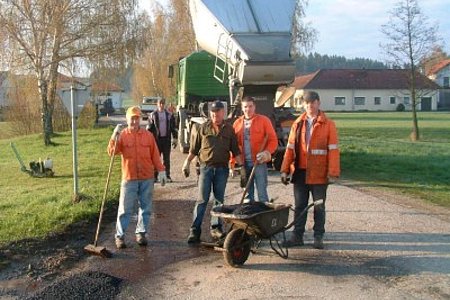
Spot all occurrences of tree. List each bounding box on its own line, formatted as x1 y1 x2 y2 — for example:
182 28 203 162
380 0 440 141
131 0 196 103
291 0 318 56
0 0 140 145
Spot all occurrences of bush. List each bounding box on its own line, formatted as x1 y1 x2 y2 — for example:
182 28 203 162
396 103 405 111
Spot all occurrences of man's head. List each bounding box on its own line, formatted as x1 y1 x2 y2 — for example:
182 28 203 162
210 100 225 125
301 91 320 117
157 98 166 112
126 106 141 131
241 96 256 119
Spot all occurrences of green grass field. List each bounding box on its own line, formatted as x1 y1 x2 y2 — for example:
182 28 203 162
329 111 450 206
0 111 449 246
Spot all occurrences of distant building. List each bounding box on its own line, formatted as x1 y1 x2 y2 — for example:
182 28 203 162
284 69 439 111
91 82 124 111
426 59 450 110
56 74 91 116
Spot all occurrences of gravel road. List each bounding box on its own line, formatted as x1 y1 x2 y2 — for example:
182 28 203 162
2 119 449 299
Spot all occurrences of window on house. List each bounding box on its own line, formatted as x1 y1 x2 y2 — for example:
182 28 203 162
444 77 449 88
354 97 365 105
374 97 381 105
334 97 345 105
390 96 396 104
403 96 410 105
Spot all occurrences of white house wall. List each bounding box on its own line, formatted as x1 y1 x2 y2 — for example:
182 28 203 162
292 89 437 111
110 91 123 109
434 65 450 87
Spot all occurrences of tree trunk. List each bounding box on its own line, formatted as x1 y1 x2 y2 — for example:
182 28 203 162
38 78 52 145
409 69 419 141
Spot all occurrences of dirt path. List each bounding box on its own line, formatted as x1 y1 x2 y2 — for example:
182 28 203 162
1 147 449 299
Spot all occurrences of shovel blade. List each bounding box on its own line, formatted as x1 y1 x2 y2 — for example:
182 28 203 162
84 244 112 258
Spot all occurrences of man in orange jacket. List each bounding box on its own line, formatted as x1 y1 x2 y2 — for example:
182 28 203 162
108 106 166 249
233 96 278 203
280 91 340 249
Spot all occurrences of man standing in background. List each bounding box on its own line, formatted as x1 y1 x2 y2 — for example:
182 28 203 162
147 98 178 182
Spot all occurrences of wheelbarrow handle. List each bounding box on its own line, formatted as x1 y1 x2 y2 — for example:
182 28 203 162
284 199 324 231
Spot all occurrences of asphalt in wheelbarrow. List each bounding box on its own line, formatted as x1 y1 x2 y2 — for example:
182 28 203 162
212 202 291 238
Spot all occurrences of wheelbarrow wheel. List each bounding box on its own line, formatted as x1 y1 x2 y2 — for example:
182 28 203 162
223 228 251 267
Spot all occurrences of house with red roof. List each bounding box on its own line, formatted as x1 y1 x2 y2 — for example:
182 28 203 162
283 69 439 111
426 59 450 110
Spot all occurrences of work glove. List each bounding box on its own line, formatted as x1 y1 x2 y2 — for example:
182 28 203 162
111 124 124 140
158 171 167 186
256 150 271 163
327 176 339 184
182 159 191 178
281 172 290 185
171 139 178 149
229 164 236 178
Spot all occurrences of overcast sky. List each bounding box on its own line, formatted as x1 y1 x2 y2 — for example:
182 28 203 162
139 0 450 62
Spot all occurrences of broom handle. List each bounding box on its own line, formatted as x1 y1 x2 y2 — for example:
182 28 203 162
239 135 268 204
94 133 119 246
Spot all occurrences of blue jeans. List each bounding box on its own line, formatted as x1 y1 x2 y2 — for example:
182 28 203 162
244 161 269 202
191 165 229 232
116 179 154 239
292 170 327 238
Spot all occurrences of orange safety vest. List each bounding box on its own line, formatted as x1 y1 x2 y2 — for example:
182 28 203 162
232 114 278 163
108 128 165 181
280 111 340 184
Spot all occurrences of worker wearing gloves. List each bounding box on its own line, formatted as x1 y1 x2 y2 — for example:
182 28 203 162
232 96 278 203
147 98 178 183
280 91 340 249
182 100 242 244
108 106 166 249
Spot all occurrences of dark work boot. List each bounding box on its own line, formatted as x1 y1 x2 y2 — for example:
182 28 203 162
282 233 304 247
187 228 201 244
313 236 324 249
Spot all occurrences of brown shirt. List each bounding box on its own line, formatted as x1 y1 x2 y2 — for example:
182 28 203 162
190 120 240 167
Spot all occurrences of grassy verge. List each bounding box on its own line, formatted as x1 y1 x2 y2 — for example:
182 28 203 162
0 112 448 246
329 111 450 207
0 127 121 246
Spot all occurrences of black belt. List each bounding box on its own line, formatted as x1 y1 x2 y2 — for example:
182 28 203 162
200 162 228 168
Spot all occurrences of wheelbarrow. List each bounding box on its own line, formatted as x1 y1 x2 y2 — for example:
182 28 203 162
210 200 323 267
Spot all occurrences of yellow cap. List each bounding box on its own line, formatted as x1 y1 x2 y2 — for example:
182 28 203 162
126 106 141 118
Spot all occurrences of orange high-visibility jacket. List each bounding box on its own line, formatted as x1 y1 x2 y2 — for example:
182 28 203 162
108 128 165 181
280 111 340 184
232 114 278 163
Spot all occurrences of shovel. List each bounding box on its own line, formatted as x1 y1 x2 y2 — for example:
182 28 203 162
239 135 268 204
84 131 121 258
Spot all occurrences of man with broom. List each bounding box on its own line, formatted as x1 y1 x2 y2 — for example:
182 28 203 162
108 106 167 249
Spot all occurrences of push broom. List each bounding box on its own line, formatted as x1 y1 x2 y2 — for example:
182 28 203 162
84 130 121 258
